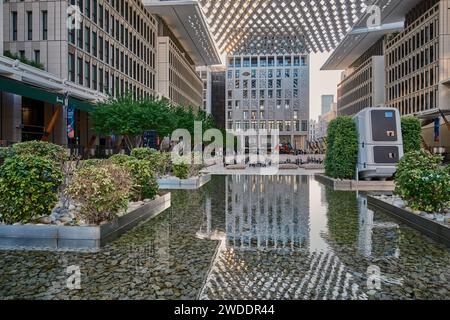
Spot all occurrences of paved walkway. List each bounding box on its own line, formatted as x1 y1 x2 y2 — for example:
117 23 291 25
201 163 324 176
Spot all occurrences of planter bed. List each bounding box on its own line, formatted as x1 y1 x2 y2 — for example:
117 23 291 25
300 163 325 170
0 193 171 251
367 195 450 247
157 174 211 190
314 174 395 191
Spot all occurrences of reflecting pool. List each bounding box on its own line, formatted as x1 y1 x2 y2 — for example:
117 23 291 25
0 176 449 300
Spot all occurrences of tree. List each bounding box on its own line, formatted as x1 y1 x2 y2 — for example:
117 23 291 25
325 116 358 179
90 94 173 150
401 116 422 153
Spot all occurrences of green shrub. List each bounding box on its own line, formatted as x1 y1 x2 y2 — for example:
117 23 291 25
401 116 422 153
4 50 45 70
130 147 158 160
173 162 190 179
80 159 109 168
109 153 133 165
65 162 131 224
395 150 450 213
0 155 63 224
11 141 67 164
325 116 358 179
151 152 172 177
121 159 158 201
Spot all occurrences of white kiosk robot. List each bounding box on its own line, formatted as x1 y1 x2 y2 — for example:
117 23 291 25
353 107 404 181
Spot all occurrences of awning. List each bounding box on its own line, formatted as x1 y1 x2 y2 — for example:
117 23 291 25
0 76 94 112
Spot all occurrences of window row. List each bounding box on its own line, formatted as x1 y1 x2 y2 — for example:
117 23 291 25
389 88 439 115
228 55 308 68
67 52 155 94
227 69 304 79
70 0 155 45
227 120 308 132
227 88 302 100
10 10 48 41
387 65 438 100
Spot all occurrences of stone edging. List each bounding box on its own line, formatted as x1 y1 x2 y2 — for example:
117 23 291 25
0 193 171 251
367 195 450 247
314 174 395 191
157 174 212 190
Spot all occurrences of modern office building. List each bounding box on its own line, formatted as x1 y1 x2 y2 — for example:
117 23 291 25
226 54 310 150
210 66 226 130
196 65 226 128
196 66 212 113
323 0 449 150
308 119 318 142
1 0 158 149
155 17 203 108
321 95 335 115
0 0 221 150
318 102 337 139
331 39 386 116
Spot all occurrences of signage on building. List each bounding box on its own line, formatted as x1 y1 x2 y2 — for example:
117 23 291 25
67 104 75 139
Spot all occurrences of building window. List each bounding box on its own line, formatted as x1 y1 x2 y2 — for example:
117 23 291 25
92 31 97 57
85 27 90 53
99 36 103 61
301 120 308 132
85 0 90 18
99 4 104 28
92 65 97 90
41 11 48 40
84 61 90 87
27 11 33 40
77 22 83 48
77 57 83 84
99 67 103 92
11 12 18 41
68 53 75 82
93 0 97 23
34 50 40 64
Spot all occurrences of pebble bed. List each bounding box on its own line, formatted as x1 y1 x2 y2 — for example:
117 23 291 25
0 176 449 300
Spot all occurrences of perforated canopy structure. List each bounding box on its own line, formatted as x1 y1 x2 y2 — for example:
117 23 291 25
146 0 370 63
199 0 369 54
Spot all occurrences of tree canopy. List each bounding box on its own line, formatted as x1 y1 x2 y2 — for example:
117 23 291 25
90 93 216 150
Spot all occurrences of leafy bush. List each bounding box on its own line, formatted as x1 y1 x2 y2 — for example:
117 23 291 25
325 116 358 179
11 141 67 164
66 163 131 224
4 50 45 70
121 159 158 201
0 147 13 166
173 162 190 179
0 155 63 224
130 147 158 160
109 153 133 165
401 116 422 153
151 152 172 177
395 150 450 213
80 159 109 168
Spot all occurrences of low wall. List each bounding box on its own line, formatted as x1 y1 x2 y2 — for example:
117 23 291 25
0 193 171 251
314 174 395 191
367 196 450 247
157 175 211 190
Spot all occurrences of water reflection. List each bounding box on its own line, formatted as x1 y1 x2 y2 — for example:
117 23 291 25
199 175 450 300
225 175 310 251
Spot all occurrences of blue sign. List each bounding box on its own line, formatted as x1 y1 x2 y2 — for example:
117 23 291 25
385 111 393 118
67 104 75 139
434 118 440 142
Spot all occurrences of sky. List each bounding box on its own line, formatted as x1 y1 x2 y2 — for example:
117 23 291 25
309 52 343 122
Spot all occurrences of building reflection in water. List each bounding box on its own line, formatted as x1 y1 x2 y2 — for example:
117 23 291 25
198 176 407 300
225 175 310 252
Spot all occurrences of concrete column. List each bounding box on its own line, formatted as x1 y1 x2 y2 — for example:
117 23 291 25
1 92 22 143
44 103 67 146
0 0 4 54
